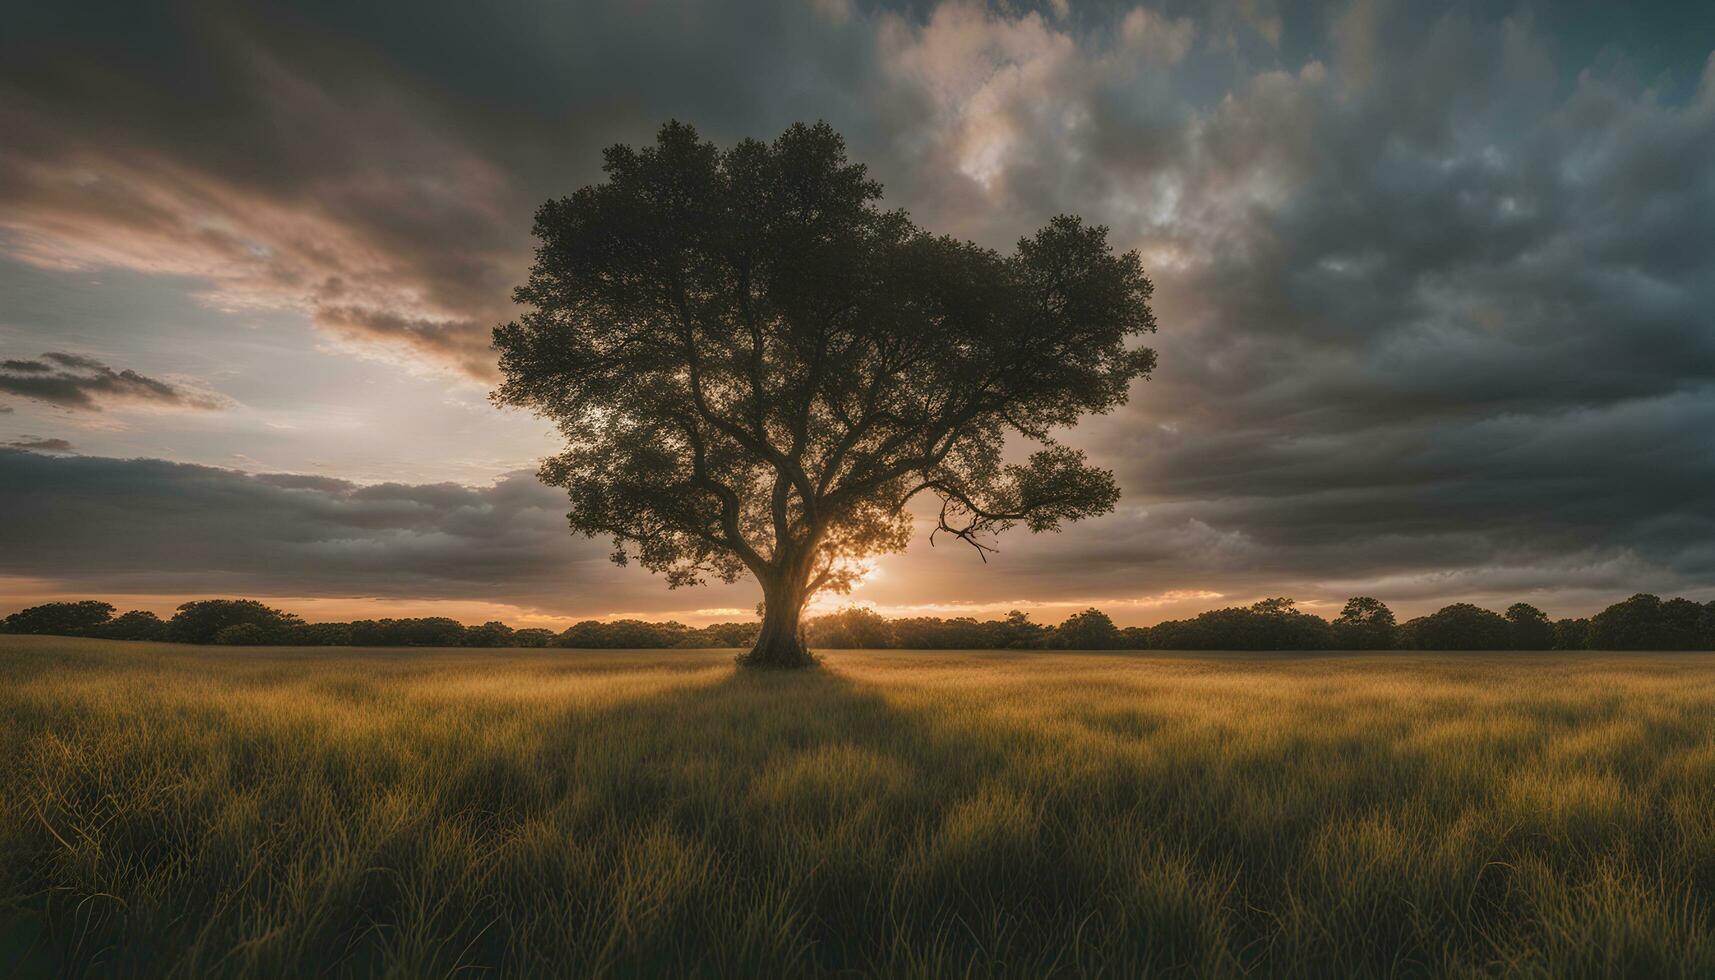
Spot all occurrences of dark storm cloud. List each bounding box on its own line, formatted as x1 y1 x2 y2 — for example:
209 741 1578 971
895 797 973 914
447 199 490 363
1118 10 1715 606
0 0 877 380
0 352 225 411
848 0 1715 611
0 449 689 612
5 437 73 452
1 0 1711 613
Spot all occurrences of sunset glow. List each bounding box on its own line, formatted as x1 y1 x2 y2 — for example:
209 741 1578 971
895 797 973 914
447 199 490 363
3 1 1712 625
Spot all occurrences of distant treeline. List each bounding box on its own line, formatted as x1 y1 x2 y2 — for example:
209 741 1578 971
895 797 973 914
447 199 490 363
807 595 1715 651
0 600 757 649
4 593 1715 651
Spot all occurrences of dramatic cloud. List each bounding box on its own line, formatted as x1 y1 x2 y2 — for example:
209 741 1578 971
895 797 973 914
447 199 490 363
1 0 1711 616
857 1 1715 611
0 2 868 380
0 352 226 411
0 449 758 617
5 437 73 452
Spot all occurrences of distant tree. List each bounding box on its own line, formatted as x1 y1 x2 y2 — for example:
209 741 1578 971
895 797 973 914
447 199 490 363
1051 608 1121 649
1589 594 1668 650
1407 604 1510 650
1703 601 1715 651
511 627 559 648
1249 598 1334 649
991 610 1048 649
214 623 270 646
99 609 169 641
1661 598 1706 650
3 600 114 636
1552 617 1590 650
1332 596 1396 649
1117 625 1151 649
288 622 353 646
1250 597 1295 617
493 121 1157 668
557 619 689 648
464 621 515 647
888 616 984 649
168 599 301 645
346 620 388 645
1504 603 1554 650
806 606 894 648
393 618 470 647
684 622 761 648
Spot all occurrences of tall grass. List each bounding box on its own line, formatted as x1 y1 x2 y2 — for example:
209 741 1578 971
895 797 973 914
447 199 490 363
5 637 1715 977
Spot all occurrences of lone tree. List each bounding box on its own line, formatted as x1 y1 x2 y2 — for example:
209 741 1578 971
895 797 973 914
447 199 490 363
494 121 1157 667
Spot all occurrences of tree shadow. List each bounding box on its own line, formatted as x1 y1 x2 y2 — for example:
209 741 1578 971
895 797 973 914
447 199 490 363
474 659 1239 977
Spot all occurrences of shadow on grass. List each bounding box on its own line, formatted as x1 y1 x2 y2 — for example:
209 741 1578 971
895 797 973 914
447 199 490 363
12 649 1715 977
484 664 1237 977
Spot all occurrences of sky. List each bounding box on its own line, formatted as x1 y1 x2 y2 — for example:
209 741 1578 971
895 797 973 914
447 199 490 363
2 0 1713 627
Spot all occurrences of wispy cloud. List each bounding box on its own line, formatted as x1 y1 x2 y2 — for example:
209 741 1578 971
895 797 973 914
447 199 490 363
0 352 226 412
5 436 74 452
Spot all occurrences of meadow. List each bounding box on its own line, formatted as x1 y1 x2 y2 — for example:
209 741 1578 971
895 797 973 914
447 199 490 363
5 638 1715 977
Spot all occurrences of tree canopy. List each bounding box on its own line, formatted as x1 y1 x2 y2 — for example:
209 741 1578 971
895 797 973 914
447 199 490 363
493 121 1157 666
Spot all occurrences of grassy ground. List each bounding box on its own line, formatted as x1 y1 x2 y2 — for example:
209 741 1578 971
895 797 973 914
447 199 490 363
5 639 1715 977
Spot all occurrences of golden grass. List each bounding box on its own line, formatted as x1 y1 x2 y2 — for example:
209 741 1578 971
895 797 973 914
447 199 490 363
6 637 1715 977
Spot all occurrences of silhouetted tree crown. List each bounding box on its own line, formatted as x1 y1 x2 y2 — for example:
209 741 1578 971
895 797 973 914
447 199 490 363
1399 603 1511 651
2 600 114 636
169 599 302 645
1332 596 1396 649
1504 602 1554 650
1050 608 1122 649
493 121 1157 667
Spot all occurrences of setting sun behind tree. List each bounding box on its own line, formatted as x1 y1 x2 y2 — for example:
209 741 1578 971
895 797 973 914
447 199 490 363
494 121 1156 667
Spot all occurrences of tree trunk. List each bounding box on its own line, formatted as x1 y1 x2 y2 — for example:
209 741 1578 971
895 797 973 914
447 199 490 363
738 572 817 669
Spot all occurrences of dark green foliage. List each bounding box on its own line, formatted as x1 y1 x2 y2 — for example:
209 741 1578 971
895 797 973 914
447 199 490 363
1400 603 1511 650
3 600 113 635
684 622 763 648
1147 598 1333 650
169 599 301 644
1553 618 1591 650
993 610 1049 648
463 621 515 647
889 617 989 649
287 621 354 646
557 619 687 648
1049 608 1121 649
1589 594 1656 650
6 593 1714 651
549 619 759 649
1504 603 1554 650
1590 594 1672 650
1583 595 1715 651
1118 625 1151 648
805 608 1051 649
1662 598 1707 650
806 607 894 648
214 623 270 645
98 609 168 641
1331 596 1397 649
346 617 466 646
493 120 1156 667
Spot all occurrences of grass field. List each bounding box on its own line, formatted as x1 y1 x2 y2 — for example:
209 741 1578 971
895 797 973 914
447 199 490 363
6 638 1715 977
